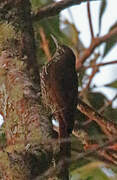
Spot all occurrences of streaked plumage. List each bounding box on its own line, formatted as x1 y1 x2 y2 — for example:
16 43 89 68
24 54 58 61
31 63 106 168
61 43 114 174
40 36 78 138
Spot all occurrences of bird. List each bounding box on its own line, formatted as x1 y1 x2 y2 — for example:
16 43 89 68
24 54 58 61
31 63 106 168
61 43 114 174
40 35 78 156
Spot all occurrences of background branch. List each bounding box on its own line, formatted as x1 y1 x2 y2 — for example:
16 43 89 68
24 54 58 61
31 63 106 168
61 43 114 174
39 27 51 61
32 0 100 21
85 60 117 69
77 98 117 138
35 135 117 180
76 26 117 70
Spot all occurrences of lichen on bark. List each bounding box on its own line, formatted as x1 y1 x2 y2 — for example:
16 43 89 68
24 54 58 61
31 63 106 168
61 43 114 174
0 1 56 179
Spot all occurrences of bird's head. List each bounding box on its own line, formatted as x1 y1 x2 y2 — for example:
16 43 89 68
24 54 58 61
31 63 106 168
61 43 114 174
51 34 76 65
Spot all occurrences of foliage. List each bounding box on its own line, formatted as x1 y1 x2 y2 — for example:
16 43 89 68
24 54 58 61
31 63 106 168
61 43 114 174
71 162 117 180
98 0 107 35
104 79 117 89
103 22 117 57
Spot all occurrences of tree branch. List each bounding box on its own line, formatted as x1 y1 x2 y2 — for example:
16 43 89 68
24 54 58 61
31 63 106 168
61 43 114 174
85 60 117 69
32 0 100 21
73 135 117 162
35 135 117 180
39 27 52 61
77 98 117 138
77 26 117 70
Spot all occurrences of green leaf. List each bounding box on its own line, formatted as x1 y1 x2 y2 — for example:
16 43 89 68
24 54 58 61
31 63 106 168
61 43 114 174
31 0 52 10
71 162 117 180
98 0 107 35
104 79 117 88
85 91 107 110
103 22 117 58
104 107 117 122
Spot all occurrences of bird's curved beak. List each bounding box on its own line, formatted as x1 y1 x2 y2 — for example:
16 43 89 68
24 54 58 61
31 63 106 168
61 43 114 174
51 34 59 49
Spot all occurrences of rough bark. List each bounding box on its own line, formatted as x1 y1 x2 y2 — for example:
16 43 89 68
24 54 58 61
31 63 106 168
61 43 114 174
0 0 56 179
0 47 55 180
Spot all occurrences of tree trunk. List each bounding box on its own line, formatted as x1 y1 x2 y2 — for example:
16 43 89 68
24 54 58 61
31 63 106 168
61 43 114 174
0 1 58 179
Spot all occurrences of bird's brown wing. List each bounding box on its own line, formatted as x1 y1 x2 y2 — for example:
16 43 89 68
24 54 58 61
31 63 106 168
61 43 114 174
45 59 78 134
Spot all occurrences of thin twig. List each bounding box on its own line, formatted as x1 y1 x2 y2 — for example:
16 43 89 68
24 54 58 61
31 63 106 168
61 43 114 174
85 60 117 69
39 27 51 61
35 136 117 180
32 0 100 21
99 93 117 113
85 67 98 89
74 136 117 162
87 1 94 38
77 27 117 70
